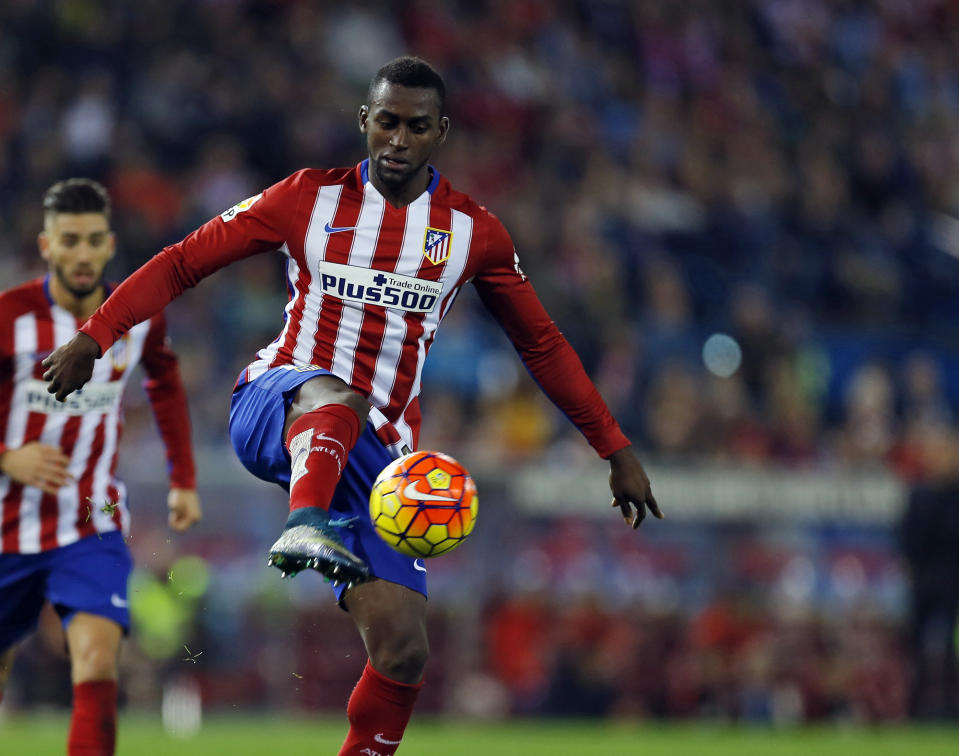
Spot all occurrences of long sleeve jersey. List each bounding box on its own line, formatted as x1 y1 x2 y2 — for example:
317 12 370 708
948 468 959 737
0 277 195 553
79 160 630 459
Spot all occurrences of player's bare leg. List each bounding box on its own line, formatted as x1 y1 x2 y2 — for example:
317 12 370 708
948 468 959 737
267 374 372 584
65 612 122 755
337 580 427 755
0 646 16 704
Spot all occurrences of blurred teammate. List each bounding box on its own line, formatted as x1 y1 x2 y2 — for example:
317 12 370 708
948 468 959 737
0 179 201 755
42 58 660 755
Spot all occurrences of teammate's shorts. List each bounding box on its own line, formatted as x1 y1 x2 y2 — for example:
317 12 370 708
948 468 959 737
229 364 427 602
0 531 132 649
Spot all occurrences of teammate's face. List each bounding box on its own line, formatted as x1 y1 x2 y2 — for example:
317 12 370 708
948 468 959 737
38 212 115 300
359 82 449 204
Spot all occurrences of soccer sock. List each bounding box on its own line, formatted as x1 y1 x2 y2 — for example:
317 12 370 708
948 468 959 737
285 403 362 514
68 680 117 756
338 661 423 756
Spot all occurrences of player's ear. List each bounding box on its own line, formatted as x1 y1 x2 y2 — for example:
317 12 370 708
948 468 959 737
358 105 369 133
106 230 117 261
437 116 450 145
37 231 50 261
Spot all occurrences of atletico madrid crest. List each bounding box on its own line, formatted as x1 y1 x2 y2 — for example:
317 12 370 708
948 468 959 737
423 227 452 265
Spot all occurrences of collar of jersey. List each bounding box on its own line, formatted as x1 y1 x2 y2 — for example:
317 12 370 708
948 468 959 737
359 159 441 196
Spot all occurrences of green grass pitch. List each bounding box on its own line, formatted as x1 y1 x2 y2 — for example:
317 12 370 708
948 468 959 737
1 713 957 755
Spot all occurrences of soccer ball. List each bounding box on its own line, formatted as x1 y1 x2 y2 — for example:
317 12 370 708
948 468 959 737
369 451 478 558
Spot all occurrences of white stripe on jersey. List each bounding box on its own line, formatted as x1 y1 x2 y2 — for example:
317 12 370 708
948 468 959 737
396 207 474 433
293 184 342 367
330 186 386 384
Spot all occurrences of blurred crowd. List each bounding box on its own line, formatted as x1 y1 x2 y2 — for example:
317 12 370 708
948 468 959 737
2 0 959 723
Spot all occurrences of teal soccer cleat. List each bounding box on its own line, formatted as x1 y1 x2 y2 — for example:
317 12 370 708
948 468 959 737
267 507 369 586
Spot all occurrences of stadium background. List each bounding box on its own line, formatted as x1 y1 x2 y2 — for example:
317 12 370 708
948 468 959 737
2 0 959 742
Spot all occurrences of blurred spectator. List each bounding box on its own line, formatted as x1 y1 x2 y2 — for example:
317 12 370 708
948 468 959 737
899 423 959 720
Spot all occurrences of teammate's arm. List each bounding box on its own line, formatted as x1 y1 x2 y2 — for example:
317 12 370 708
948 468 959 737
471 215 661 529
139 311 201 532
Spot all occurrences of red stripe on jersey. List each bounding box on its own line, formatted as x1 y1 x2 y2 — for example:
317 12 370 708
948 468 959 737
350 204 408 396
383 204 454 423
47 413 84 548
108 481 122 531
74 418 106 540
274 256 310 367
0 311 14 552
31 313 58 550
309 189 364 369
1 483 23 552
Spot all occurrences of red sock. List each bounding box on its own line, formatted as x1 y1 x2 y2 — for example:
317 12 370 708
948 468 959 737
286 404 362 512
68 680 117 756
338 661 422 756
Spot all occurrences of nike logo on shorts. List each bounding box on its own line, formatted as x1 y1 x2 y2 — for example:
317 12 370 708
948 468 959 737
413 559 427 573
110 593 129 609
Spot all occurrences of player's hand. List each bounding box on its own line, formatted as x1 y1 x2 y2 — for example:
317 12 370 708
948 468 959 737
168 488 202 532
0 442 74 495
608 447 662 530
42 332 101 402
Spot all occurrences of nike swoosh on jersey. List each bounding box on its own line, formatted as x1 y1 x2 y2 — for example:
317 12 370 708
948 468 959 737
402 481 457 503
374 734 404 745
324 222 356 234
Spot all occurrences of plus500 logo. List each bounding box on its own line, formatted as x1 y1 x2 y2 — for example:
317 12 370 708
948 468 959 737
318 262 442 313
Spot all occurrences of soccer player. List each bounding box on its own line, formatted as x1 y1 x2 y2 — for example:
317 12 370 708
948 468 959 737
0 178 201 755
42 58 661 755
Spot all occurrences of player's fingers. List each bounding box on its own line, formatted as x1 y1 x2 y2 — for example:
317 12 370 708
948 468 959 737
646 491 664 520
612 496 634 526
43 472 73 489
631 501 647 530
35 477 63 495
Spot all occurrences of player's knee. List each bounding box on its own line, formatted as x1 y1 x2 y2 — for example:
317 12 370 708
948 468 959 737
70 642 118 683
290 376 370 425
370 633 429 684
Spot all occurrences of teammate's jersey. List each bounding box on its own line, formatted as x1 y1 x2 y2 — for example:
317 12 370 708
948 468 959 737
0 278 195 554
80 161 630 457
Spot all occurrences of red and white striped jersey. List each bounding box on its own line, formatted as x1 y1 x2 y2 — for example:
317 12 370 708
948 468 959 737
0 278 196 554
81 161 630 458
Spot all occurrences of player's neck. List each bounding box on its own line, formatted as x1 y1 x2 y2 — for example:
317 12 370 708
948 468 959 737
369 167 431 209
48 277 106 321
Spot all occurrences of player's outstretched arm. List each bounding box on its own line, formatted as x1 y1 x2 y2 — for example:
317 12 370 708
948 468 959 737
608 447 663 530
168 488 202 532
41 332 100 401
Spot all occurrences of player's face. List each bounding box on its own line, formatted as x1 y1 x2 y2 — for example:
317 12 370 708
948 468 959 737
359 83 449 201
38 212 115 300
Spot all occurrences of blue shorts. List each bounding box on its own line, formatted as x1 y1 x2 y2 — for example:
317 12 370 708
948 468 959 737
0 531 132 649
229 365 427 602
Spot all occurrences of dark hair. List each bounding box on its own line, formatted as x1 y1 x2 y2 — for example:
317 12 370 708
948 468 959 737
43 178 111 217
368 56 446 115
